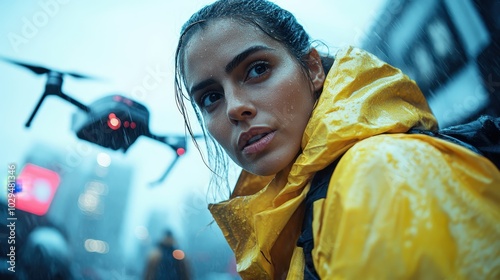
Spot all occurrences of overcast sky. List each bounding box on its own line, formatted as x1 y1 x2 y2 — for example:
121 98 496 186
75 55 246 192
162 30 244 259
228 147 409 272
0 0 388 265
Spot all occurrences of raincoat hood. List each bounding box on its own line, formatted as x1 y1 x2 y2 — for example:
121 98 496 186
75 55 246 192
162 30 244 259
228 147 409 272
209 46 437 278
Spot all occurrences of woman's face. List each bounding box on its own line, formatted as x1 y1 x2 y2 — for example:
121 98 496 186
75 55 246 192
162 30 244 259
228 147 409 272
183 19 325 176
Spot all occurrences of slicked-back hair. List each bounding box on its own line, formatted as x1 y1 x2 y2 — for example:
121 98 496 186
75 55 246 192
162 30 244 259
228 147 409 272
174 0 332 198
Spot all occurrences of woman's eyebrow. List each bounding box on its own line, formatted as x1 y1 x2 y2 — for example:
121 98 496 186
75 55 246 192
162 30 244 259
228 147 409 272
190 45 274 95
189 78 216 95
225 45 273 74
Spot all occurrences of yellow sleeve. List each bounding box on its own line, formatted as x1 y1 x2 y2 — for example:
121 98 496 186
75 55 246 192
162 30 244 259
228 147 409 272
312 134 500 279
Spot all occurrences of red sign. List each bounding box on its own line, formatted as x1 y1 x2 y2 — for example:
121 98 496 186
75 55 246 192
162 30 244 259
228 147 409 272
15 163 61 216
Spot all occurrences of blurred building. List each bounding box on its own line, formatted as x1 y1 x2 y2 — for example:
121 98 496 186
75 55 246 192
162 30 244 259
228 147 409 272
9 142 135 279
362 0 499 127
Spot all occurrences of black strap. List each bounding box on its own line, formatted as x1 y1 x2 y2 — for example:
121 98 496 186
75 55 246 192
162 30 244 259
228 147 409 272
409 115 500 169
296 159 339 279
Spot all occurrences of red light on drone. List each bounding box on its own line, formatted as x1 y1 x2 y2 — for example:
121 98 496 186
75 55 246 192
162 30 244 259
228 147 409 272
124 121 130 128
176 147 185 156
130 122 136 129
113 95 122 102
107 112 121 130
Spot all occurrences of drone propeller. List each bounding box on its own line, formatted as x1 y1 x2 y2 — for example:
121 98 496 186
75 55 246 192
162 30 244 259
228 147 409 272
0 56 95 127
3 58 49 75
1 57 96 80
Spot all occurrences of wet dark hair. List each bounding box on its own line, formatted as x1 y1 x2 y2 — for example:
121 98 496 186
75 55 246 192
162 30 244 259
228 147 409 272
174 0 333 198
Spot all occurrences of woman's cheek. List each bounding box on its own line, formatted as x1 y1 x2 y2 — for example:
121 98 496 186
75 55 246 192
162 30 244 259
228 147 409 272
206 118 231 149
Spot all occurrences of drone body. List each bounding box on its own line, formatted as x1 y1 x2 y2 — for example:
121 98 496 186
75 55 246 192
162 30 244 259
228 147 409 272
72 94 151 152
3 57 186 184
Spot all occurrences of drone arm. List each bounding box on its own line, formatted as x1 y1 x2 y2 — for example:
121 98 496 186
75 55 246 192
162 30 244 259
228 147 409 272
149 155 181 186
57 92 90 113
25 91 90 127
25 91 49 127
144 133 187 185
146 133 186 152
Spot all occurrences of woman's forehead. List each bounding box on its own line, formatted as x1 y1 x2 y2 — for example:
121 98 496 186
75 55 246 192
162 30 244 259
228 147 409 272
182 18 282 78
186 18 267 48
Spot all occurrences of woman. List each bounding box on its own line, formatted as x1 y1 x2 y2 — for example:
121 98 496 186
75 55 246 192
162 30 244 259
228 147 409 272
174 0 500 279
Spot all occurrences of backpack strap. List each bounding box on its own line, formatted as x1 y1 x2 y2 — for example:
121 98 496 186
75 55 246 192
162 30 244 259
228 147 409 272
409 115 500 169
297 159 339 279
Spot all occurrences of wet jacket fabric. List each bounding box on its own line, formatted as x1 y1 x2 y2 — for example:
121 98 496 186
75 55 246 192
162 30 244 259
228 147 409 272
208 46 500 279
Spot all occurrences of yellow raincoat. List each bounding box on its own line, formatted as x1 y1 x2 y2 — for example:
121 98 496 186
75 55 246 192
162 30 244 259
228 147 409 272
209 46 500 279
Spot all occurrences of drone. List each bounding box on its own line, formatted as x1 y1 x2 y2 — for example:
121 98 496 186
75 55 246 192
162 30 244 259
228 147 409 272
3 57 188 185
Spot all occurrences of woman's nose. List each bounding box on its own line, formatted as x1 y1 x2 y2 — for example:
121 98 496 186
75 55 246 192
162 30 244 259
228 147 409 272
226 89 256 125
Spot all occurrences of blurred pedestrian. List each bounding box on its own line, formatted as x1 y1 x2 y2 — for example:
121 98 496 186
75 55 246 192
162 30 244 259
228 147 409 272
143 230 191 280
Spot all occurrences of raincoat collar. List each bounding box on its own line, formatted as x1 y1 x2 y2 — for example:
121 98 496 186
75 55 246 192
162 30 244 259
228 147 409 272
209 46 437 278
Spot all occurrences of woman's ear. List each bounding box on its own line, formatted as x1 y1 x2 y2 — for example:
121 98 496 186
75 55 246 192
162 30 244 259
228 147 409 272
306 48 326 92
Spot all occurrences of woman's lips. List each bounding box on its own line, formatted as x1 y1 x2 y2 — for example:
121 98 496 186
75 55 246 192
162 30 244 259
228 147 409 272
238 127 274 150
242 131 276 155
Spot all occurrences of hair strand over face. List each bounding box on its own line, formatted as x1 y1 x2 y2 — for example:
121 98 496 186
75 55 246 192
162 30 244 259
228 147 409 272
174 0 332 199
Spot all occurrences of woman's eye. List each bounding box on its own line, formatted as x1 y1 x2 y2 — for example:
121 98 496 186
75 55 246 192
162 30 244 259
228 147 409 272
200 92 222 108
246 62 269 80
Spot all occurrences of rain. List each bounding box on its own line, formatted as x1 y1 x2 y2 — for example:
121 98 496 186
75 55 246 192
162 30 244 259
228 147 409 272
0 0 498 279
